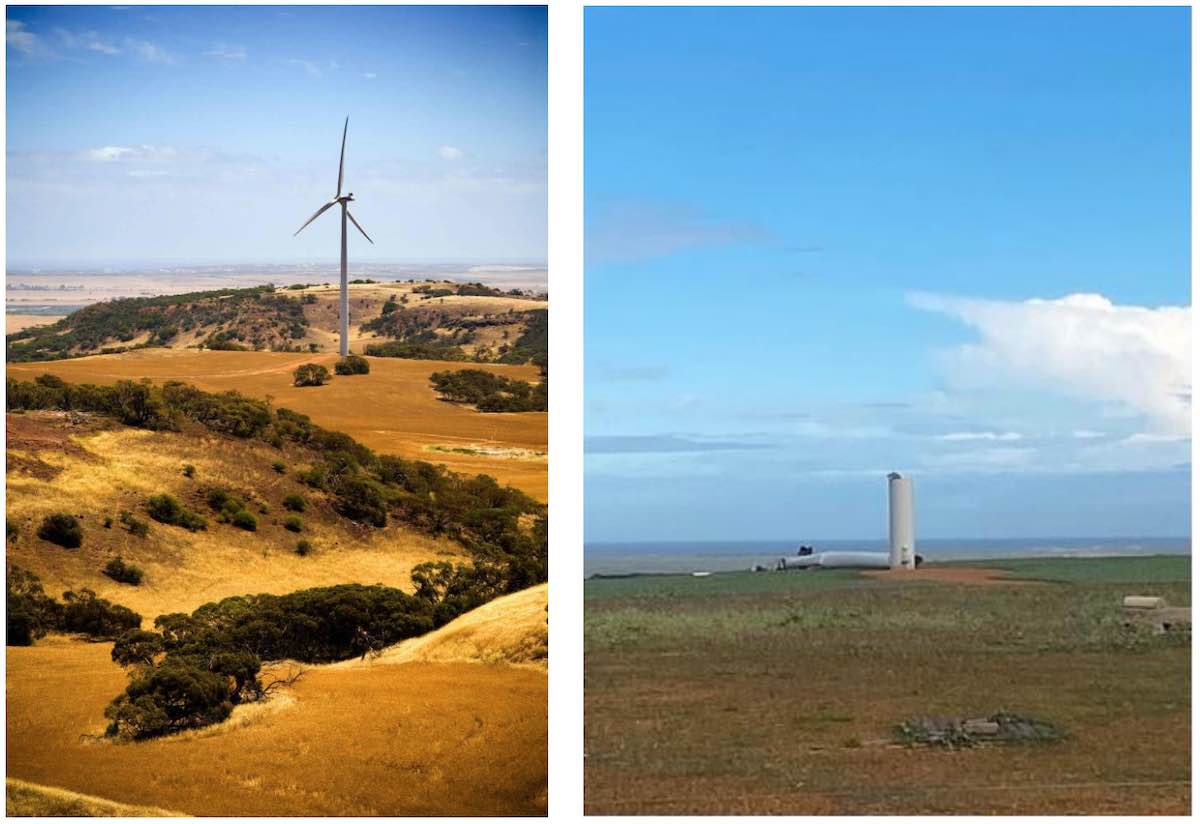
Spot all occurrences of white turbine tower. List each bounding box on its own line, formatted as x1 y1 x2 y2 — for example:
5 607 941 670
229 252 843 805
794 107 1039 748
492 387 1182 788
294 116 374 357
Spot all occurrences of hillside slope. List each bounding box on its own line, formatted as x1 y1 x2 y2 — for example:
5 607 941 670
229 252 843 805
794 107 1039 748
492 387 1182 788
7 280 547 365
7 349 546 501
338 583 547 669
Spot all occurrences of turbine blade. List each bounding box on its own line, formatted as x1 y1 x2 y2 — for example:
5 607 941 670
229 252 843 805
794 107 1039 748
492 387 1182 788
336 116 348 197
293 200 336 236
346 210 374 244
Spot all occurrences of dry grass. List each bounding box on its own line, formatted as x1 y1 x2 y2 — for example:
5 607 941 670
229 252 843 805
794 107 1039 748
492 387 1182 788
585 565 1190 814
7 637 546 815
6 413 463 618
340 583 548 669
6 778 187 817
6 314 66 335
7 347 546 500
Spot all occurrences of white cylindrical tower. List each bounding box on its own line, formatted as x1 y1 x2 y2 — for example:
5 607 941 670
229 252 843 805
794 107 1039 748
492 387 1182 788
887 472 915 570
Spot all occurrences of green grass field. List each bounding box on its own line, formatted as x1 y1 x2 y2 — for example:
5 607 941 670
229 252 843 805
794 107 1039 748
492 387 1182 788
585 556 1190 814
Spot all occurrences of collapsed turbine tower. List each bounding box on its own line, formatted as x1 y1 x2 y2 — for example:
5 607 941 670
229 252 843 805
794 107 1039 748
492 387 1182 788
294 116 374 357
776 472 917 571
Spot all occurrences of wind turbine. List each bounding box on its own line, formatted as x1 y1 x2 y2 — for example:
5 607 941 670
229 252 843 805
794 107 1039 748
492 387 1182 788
294 116 374 357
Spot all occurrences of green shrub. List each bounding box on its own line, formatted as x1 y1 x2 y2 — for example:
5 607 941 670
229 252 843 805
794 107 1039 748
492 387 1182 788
295 540 312 557
206 487 245 518
182 464 195 478
293 363 330 387
37 513 83 549
272 461 286 474
6 519 17 542
230 510 257 532
334 354 370 375
146 495 207 532
282 493 306 512
283 516 303 533
103 516 114 529
103 557 144 586
119 511 150 538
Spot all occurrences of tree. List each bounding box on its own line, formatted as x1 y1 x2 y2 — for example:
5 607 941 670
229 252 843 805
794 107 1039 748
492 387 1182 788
293 363 330 387
111 629 164 668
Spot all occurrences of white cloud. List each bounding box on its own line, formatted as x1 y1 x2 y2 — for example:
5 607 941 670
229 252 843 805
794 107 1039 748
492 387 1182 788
126 39 173 63
910 292 1191 437
437 145 464 160
84 145 179 162
287 58 323 78
1072 429 1106 440
7 20 48 56
55 28 121 54
938 431 1023 442
205 43 246 60
363 71 377 79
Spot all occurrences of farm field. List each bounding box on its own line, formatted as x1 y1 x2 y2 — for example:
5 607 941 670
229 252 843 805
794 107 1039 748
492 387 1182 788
7 347 546 501
584 556 1190 814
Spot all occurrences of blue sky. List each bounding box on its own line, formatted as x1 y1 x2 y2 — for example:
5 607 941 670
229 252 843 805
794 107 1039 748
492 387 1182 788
7 5 546 265
585 7 1191 543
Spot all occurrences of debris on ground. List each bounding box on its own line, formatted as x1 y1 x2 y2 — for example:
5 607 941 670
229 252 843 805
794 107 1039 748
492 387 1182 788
896 712 1062 748
1122 596 1191 636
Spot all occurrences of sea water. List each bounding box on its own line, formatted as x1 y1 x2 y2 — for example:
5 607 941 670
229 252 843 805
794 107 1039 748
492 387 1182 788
584 537 1191 577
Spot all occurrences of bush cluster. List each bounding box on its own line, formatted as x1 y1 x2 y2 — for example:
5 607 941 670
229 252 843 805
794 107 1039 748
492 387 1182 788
119 511 150 537
429 368 547 413
103 557 145 586
146 494 207 532
293 363 330 387
37 513 83 549
334 354 370 375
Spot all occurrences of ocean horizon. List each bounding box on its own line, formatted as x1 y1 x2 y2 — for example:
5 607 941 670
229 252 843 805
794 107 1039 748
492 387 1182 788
584 537 1191 577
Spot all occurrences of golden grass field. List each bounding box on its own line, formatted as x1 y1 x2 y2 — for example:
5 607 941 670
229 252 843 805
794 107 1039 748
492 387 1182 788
6 779 187 817
7 347 547 501
7 632 547 815
6 405 548 815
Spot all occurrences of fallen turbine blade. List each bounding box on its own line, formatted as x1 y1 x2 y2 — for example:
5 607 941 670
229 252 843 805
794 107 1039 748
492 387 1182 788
293 200 336 236
346 210 374 244
337 116 348 197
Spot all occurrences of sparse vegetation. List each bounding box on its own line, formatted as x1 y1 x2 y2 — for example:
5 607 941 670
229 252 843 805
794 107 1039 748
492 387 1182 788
283 516 303 533
272 460 286 474
182 464 195 478
295 539 312 556
293 363 330 387
8 377 547 591
335 354 371 375
362 341 469 361
282 493 306 512
103 557 145 586
37 513 83 549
